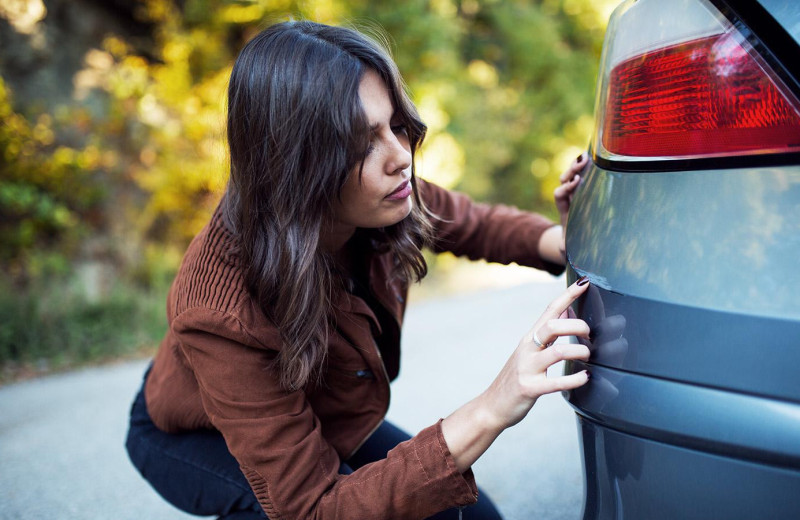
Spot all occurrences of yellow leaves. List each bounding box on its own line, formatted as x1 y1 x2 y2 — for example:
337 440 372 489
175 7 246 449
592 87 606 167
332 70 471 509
138 0 176 23
107 55 150 99
152 61 190 105
214 0 303 25
102 36 130 59
139 147 157 168
77 145 101 171
461 0 480 16
530 158 550 179
301 0 349 25
133 154 224 241
534 114 594 200
467 60 499 89
418 132 464 189
487 87 520 110
0 0 46 35
3 0 608 285
200 138 228 170
430 0 457 18
0 99 35 164
162 39 191 63
417 92 450 134
84 49 114 70
137 94 169 127
50 147 77 169
415 85 464 188
543 0 618 32
196 67 231 109
74 49 114 101
218 3 266 24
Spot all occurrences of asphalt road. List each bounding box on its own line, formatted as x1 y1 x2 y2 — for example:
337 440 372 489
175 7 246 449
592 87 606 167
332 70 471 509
0 276 584 520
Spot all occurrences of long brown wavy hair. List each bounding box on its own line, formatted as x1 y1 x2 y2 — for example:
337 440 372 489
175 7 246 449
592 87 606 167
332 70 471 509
222 21 432 391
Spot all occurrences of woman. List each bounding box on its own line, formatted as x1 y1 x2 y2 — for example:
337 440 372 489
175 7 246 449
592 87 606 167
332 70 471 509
126 20 590 520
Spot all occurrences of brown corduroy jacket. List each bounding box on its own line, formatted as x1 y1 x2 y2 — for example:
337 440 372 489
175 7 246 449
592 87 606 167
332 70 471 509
144 180 564 519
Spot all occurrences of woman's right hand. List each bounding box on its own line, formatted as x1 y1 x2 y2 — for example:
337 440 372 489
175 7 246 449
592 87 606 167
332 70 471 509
481 277 591 430
441 277 591 473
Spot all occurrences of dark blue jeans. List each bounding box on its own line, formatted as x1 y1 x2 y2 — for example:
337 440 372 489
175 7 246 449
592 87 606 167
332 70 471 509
125 370 502 519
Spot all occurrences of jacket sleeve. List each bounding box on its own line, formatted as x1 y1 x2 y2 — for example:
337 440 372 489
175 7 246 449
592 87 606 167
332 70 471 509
172 307 478 520
418 178 565 276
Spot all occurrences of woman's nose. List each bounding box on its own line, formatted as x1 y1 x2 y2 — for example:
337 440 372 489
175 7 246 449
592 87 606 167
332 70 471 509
386 134 412 175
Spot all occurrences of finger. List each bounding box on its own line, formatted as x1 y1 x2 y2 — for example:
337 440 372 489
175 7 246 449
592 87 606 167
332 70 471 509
564 174 581 188
557 179 581 203
535 318 591 346
553 184 570 200
536 277 590 324
532 343 590 372
559 154 587 183
559 166 578 184
562 155 584 177
537 370 589 394
555 178 581 203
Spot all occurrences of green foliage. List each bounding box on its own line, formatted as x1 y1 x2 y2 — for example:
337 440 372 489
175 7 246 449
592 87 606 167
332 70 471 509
350 0 610 211
2 0 612 281
0 78 106 280
0 278 167 379
0 0 615 373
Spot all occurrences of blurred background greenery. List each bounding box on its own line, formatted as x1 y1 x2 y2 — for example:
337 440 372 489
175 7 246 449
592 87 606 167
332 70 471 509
0 0 615 380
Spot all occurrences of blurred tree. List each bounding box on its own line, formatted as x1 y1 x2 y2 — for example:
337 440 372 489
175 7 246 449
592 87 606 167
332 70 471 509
0 78 102 282
0 0 615 288
353 0 610 209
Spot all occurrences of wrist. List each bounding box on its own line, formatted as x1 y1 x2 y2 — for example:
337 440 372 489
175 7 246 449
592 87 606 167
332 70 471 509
474 390 508 436
441 392 507 473
538 225 566 265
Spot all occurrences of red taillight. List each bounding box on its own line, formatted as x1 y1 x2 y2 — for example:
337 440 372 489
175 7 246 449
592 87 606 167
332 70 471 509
597 2 800 160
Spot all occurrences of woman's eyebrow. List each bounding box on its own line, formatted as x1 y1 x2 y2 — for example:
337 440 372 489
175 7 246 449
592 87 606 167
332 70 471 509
369 109 396 132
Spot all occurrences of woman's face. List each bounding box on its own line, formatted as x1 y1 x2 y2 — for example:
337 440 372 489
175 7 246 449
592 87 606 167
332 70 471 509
331 69 414 236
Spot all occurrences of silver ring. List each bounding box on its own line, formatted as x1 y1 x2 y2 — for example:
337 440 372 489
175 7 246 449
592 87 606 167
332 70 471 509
533 330 552 349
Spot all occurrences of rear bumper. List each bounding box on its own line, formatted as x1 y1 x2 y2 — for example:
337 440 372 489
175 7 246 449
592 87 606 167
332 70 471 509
562 291 800 519
563 162 800 518
573 410 800 520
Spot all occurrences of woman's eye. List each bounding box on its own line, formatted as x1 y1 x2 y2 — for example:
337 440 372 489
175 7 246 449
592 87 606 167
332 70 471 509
391 124 407 135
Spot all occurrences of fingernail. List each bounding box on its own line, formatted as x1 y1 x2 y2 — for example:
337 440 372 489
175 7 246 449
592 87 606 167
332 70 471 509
577 275 589 286
585 370 591 380
576 153 584 162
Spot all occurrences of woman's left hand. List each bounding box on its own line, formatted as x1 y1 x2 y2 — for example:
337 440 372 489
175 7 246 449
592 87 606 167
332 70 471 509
537 153 588 265
554 152 588 230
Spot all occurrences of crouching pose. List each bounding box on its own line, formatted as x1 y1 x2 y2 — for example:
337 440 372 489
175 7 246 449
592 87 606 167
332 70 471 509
126 20 590 520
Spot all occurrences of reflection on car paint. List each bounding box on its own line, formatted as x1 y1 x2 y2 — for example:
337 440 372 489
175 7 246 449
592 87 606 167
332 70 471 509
568 165 800 320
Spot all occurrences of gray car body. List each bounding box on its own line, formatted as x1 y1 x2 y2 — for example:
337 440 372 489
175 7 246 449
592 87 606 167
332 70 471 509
562 1 800 518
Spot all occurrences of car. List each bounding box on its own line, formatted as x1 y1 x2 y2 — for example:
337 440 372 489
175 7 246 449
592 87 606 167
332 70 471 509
562 0 800 518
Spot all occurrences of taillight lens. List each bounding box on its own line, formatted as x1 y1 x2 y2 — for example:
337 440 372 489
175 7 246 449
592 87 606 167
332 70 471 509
595 0 800 161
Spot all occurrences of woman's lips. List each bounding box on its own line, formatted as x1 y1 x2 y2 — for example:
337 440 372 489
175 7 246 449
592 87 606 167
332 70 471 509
385 179 412 200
